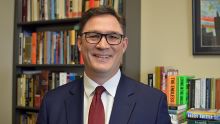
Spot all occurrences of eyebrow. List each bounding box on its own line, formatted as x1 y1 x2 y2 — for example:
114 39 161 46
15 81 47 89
84 30 123 35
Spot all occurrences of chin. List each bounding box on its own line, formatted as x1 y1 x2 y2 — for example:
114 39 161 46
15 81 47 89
92 65 113 73
94 66 111 73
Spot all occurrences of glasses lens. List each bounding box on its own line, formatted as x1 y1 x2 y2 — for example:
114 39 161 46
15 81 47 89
83 32 123 45
106 33 122 45
85 32 101 43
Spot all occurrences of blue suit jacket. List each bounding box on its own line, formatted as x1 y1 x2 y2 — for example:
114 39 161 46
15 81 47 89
37 74 171 124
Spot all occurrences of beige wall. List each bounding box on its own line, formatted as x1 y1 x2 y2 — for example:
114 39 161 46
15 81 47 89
1 0 220 123
141 0 220 83
0 0 14 123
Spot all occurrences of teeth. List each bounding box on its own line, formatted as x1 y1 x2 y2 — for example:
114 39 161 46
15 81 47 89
95 55 110 58
96 55 108 58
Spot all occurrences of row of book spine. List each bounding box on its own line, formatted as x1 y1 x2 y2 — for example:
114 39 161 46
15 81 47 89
17 70 82 108
188 78 220 109
148 66 220 110
22 0 123 22
22 0 83 22
84 0 123 15
148 66 220 123
19 112 38 124
18 28 83 65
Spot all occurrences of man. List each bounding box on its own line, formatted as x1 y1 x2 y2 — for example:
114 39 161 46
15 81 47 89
37 6 171 124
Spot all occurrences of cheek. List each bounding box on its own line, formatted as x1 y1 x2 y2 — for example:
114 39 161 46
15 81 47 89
81 45 92 59
114 48 124 58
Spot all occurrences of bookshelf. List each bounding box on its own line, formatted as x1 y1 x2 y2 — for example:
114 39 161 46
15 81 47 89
147 66 220 123
12 0 141 123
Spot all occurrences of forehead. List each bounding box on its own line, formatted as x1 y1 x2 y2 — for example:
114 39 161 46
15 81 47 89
82 14 123 33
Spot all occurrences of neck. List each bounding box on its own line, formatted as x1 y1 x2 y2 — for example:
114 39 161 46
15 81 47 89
85 69 119 85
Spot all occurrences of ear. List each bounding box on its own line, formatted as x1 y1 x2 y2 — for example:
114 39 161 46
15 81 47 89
122 37 128 53
77 37 82 51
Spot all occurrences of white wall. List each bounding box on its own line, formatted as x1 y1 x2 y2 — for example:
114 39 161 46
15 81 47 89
141 0 220 82
0 0 14 123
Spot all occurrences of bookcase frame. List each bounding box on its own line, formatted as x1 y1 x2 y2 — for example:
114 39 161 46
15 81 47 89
12 0 140 123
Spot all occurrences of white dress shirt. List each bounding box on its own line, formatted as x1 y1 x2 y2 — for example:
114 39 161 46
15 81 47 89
83 70 121 124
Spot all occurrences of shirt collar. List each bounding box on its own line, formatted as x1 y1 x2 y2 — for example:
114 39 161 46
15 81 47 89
84 70 121 98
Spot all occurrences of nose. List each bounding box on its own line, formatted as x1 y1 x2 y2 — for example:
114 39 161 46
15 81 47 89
96 36 110 49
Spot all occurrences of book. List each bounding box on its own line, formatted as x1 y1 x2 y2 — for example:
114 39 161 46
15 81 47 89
206 78 212 109
187 119 220 124
169 112 185 121
31 32 37 64
187 108 220 121
211 78 216 109
171 119 186 124
154 66 164 90
195 79 201 108
168 108 186 114
147 73 154 87
216 78 220 109
188 78 196 108
19 112 38 124
176 75 193 107
23 32 32 64
201 78 207 109
167 75 177 105
168 104 187 110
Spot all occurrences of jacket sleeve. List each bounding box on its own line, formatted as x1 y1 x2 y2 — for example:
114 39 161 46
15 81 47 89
156 94 172 124
36 95 48 124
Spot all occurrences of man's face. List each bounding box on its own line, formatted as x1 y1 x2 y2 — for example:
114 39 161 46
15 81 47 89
78 14 128 79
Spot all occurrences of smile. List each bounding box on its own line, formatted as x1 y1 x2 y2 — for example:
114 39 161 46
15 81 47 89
93 54 112 59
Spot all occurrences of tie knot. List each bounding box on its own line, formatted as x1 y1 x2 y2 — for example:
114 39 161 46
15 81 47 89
95 86 105 96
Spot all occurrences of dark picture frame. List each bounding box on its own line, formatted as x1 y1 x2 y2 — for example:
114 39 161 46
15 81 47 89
193 0 220 55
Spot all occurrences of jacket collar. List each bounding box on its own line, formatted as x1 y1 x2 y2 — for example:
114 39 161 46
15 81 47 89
64 74 137 124
65 78 84 124
109 74 136 124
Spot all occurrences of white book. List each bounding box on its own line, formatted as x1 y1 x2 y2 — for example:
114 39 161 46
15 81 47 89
195 79 201 108
200 78 206 109
27 0 31 21
19 33 24 64
44 0 48 20
59 0 65 19
59 72 67 86
32 0 38 21
114 0 119 13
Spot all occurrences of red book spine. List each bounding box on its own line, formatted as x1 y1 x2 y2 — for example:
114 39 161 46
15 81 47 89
216 78 220 109
89 0 95 8
31 32 37 64
22 0 27 22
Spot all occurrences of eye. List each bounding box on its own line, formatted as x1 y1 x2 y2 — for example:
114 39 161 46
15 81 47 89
86 33 101 38
107 34 121 40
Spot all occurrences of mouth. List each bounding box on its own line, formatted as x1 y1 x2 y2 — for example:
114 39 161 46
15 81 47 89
93 54 112 59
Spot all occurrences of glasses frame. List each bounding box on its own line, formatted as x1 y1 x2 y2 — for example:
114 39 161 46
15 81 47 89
80 32 125 45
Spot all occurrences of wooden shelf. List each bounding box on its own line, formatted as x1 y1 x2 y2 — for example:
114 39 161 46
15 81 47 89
17 18 81 27
16 106 39 112
16 64 84 68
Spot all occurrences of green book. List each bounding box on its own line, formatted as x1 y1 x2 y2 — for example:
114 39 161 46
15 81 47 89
176 75 194 108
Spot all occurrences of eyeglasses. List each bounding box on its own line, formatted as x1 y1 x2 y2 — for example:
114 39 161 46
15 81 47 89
80 32 125 45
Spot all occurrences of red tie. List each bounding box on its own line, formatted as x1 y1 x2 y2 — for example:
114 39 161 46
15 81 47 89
88 86 105 124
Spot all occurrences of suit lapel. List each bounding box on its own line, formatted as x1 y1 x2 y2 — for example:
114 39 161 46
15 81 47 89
65 79 84 124
109 74 136 124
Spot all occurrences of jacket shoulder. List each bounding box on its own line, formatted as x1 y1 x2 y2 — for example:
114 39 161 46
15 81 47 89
123 74 166 99
43 78 83 101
